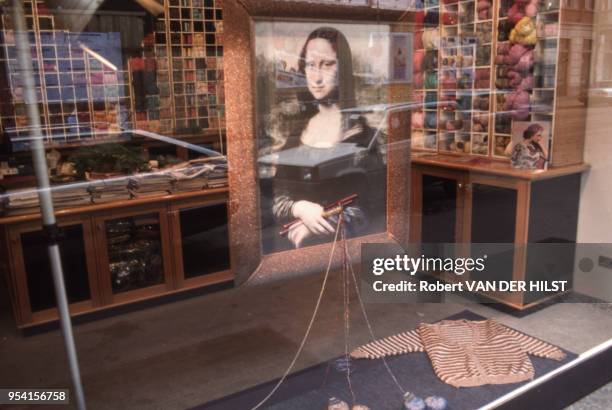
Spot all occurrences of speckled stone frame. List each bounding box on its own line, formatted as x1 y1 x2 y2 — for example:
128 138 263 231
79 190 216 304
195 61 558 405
224 0 414 285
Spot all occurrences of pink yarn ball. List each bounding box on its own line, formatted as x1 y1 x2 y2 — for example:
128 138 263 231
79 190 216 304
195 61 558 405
525 3 538 17
413 50 425 73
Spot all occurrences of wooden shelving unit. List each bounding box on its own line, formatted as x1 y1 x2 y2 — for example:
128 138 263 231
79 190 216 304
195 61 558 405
412 0 495 156
411 0 589 167
131 0 226 138
0 1 131 149
1 0 226 150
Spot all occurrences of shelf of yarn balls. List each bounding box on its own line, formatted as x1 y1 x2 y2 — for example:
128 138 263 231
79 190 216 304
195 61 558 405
415 0 563 162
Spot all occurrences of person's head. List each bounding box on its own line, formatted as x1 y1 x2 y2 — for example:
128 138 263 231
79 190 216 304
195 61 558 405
298 27 355 108
523 123 544 142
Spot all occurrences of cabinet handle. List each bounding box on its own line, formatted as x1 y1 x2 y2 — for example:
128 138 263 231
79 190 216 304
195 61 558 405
458 183 464 189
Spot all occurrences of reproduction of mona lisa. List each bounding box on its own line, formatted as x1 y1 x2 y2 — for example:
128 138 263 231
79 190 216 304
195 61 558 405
256 22 392 254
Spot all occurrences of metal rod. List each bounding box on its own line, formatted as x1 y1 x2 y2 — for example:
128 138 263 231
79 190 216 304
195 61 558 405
10 1 87 409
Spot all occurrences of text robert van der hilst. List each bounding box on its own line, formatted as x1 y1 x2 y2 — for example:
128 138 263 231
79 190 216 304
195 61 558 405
370 255 569 293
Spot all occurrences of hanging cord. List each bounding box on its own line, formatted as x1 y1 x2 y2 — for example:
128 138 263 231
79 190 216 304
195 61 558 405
250 214 344 410
348 266 406 395
345 250 406 395
340 224 356 405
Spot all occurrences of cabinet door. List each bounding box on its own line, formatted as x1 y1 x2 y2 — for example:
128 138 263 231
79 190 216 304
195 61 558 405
411 167 466 245
467 175 528 291
94 207 173 304
8 218 100 326
171 201 232 289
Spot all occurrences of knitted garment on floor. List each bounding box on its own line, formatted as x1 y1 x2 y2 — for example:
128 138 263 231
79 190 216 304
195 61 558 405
350 319 565 388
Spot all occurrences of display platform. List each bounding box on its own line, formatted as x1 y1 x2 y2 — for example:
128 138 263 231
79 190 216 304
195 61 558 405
193 311 577 410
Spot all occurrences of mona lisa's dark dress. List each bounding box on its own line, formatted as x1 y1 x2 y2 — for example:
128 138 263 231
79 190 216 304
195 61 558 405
259 114 387 253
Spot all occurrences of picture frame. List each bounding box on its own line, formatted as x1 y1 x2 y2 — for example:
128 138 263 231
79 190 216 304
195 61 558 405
389 32 413 83
223 0 414 284
509 120 552 170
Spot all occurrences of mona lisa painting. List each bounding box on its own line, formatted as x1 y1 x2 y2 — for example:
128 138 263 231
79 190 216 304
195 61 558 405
256 22 394 254
223 0 412 284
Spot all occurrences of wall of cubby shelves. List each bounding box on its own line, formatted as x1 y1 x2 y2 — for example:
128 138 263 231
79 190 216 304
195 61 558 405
0 0 226 149
411 0 585 166
492 0 560 159
0 0 131 148
132 0 225 136
412 0 496 156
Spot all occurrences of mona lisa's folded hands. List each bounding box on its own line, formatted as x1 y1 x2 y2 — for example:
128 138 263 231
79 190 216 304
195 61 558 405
288 224 311 248
292 200 336 235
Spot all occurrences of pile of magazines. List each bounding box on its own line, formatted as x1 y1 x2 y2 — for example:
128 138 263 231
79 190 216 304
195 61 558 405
0 157 228 216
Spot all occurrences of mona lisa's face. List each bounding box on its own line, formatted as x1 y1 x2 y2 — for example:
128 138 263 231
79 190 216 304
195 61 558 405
304 38 338 101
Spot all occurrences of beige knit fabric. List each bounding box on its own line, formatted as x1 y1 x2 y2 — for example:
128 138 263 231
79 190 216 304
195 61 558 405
351 319 566 388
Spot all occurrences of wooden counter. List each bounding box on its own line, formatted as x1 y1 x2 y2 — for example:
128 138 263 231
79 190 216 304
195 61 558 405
411 153 590 180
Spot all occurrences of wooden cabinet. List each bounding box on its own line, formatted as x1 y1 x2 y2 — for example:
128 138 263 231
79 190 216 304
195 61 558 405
410 155 586 309
0 188 232 329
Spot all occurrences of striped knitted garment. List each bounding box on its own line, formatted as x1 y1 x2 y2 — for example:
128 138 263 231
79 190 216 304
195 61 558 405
350 319 566 388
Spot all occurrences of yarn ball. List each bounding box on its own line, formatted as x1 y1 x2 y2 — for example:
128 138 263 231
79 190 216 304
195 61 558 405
413 72 423 88
422 28 440 49
413 50 425 73
414 31 424 50
504 90 531 118
443 11 458 25
510 17 537 45
425 112 437 129
424 396 448 410
404 397 426 410
423 10 439 27
476 0 491 12
412 111 424 128
497 42 510 54
519 74 534 90
475 68 490 80
424 71 438 89
525 2 538 17
508 43 529 65
423 51 438 70
514 49 534 72
507 4 524 25
473 113 489 127
441 75 457 89
328 397 349 410
414 10 425 26
412 130 425 145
